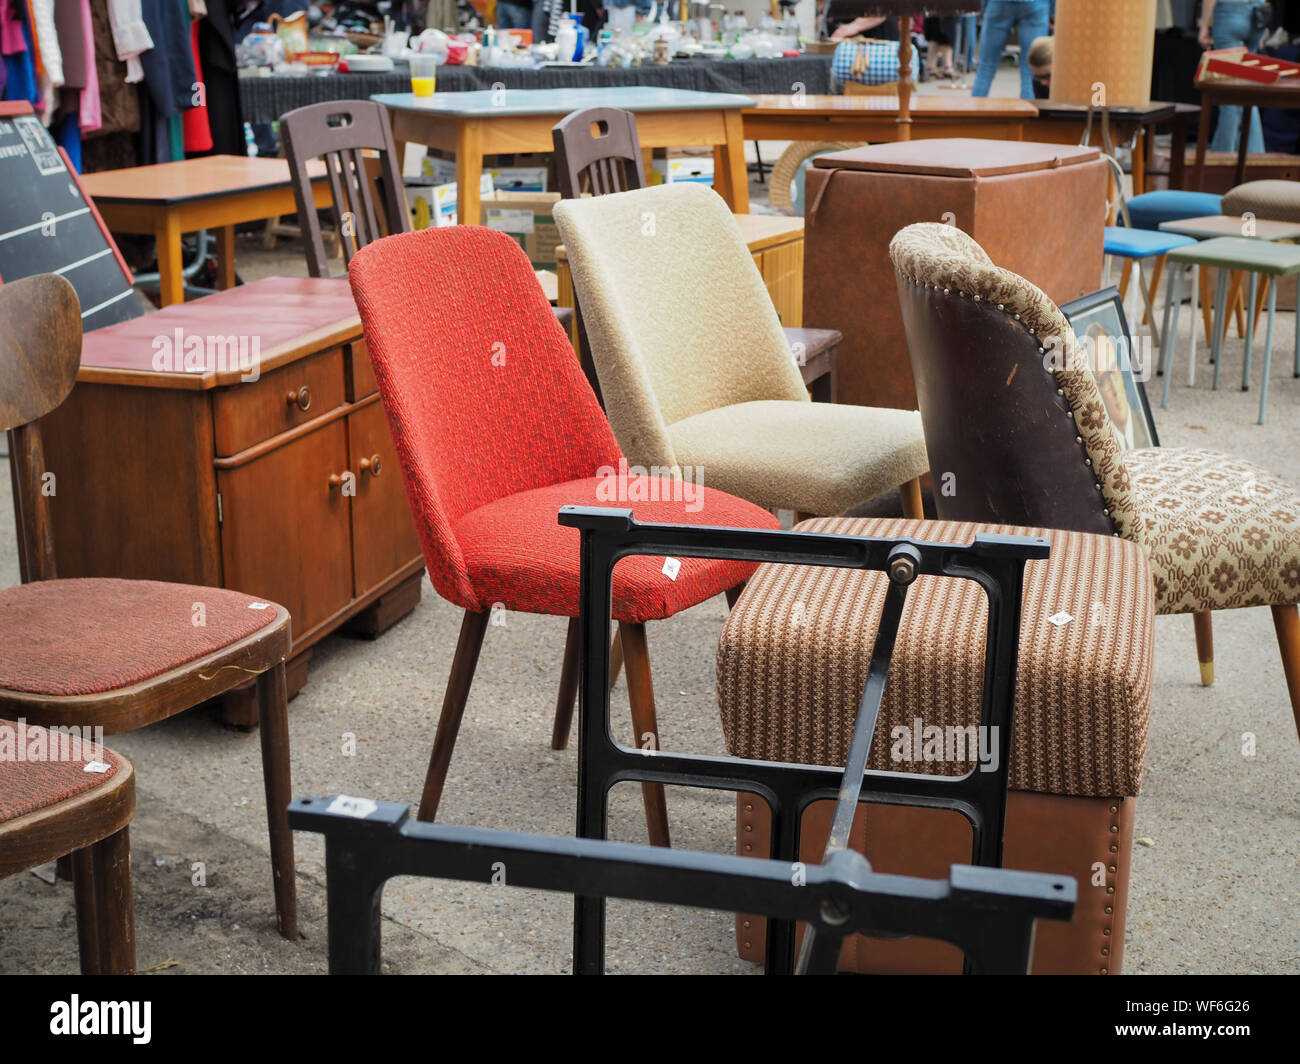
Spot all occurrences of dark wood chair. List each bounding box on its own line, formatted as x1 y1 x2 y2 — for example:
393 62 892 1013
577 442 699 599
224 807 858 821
280 100 410 278
552 107 648 198
551 107 841 404
1 273 299 941
0 721 136 973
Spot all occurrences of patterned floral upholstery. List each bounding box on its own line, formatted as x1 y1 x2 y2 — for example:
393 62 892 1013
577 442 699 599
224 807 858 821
1126 448 1300 615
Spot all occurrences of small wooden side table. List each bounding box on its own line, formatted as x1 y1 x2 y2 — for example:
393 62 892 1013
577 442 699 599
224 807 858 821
81 156 332 306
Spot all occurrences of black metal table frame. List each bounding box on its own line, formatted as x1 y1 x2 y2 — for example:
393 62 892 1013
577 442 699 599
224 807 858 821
289 508 1070 974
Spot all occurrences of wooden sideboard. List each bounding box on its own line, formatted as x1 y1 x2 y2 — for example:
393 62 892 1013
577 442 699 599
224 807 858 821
34 277 423 724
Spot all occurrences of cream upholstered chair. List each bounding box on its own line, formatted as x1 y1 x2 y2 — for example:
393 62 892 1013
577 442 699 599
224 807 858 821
888 222 1300 741
552 183 930 518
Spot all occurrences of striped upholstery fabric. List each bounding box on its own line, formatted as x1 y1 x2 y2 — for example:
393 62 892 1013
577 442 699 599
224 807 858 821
0 719 121 824
717 518 1154 798
0 579 281 697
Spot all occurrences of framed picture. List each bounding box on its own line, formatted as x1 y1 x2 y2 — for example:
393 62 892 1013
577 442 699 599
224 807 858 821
1060 286 1160 451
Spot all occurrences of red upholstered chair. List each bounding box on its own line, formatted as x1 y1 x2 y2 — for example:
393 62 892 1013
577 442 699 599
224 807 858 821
0 274 298 943
348 225 780 846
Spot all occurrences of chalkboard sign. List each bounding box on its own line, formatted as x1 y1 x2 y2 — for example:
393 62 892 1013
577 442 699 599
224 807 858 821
0 106 141 331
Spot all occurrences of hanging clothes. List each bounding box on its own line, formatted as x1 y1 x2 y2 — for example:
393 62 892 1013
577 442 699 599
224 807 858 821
181 14 210 151
107 0 151 82
80 0 140 170
194 0 242 155
3 7 40 107
78 0 100 131
137 0 193 117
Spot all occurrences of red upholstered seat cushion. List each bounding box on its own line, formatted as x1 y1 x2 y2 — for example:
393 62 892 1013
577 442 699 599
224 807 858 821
454 476 780 622
0 719 122 824
0 579 282 697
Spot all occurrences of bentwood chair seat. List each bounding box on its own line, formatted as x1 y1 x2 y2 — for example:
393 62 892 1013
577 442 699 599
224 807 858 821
347 225 779 847
889 222 1300 743
0 721 135 973
0 274 299 948
553 183 930 519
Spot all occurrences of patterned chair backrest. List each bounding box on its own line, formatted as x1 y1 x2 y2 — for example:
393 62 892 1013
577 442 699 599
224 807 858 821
348 226 623 611
889 222 1144 547
553 183 809 472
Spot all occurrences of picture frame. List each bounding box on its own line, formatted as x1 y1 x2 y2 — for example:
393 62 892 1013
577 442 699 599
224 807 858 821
1060 286 1160 451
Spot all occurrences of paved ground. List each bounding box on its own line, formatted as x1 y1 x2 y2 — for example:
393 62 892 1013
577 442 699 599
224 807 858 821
2 64 1298 975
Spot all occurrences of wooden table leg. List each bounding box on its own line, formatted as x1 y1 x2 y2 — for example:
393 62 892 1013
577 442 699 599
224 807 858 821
1132 130 1147 196
714 109 750 213
1235 112 1251 187
156 210 185 306
1193 94 1211 191
455 120 484 226
1170 110 1188 190
216 225 236 290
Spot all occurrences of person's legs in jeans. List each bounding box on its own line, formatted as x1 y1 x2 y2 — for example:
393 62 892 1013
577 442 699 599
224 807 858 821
1014 0 1051 100
1209 2 1267 152
973 1 1017 97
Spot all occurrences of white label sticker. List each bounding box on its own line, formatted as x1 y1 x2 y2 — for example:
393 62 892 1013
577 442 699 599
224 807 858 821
248 601 271 610
83 761 111 774
661 558 681 580
327 795 378 819
484 207 535 235
1047 611 1074 627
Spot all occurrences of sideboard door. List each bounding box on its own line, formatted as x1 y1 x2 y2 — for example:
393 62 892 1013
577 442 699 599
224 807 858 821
217 419 354 640
347 400 423 596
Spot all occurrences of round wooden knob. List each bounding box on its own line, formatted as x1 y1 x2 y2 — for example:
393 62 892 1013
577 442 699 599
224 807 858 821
328 473 343 490
287 386 312 412
360 454 382 477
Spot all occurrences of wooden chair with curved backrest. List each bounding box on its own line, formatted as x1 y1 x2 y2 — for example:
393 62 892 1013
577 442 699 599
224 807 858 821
280 100 410 278
0 274 300 947
552 107 648 198
890 221 1300 744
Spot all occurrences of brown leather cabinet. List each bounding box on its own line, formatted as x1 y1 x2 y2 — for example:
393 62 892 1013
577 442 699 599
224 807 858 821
803 138 1108 412
35 277 424 723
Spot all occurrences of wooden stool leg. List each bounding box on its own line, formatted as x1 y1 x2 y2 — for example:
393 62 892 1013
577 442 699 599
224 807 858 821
551 617 581 751
1118 258 1133 300
1272 605 1300 745
608 627 624 692
1227 271 1245 337
417 609 490 822
71 847 101 975
91 826 135 974
1253 274 1271 337
256 660 298 939
619 622 671 847
900 477 924 519
1193 610 1214 687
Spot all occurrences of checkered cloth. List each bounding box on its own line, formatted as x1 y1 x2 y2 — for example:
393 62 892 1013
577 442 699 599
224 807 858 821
831 38 902 88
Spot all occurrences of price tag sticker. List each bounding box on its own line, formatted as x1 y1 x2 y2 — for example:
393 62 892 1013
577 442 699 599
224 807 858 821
1047 611 1074 627
327 795 378 819
248 602 272 610
661 558 681 580
83 761 111 774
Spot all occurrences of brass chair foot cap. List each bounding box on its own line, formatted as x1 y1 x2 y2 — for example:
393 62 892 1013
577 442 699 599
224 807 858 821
1199 662 1215 687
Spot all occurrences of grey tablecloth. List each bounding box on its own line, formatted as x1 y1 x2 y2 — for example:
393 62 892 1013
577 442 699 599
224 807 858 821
239 55 832 125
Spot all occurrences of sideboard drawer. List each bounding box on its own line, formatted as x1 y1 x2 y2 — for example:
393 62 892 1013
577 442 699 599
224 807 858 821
213 347 347 456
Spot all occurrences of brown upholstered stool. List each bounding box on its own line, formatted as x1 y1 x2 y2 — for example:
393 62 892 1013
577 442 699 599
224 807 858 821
1222 180 1300 223
718 516 1154 975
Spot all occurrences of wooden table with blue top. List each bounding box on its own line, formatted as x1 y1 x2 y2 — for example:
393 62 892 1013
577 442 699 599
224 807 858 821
372 86 755 224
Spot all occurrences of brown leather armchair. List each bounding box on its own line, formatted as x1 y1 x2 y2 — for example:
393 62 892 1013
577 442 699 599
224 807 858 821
891 222 1300 740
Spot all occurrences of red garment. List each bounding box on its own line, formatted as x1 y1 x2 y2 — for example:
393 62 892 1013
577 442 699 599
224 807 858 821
348 225 778 620
181 19 211 153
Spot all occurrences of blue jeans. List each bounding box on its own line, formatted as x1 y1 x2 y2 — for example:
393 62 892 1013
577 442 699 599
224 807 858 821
972 0 1051 100
496 1 532 30
1209 1 1267 153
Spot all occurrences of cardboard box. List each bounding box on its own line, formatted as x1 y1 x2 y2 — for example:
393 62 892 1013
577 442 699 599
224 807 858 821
406 173 495 230
421 152 550 192
481 190 561 270
650 156 715 187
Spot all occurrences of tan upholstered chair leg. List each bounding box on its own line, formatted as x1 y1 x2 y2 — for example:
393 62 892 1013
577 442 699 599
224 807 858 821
1193 610 1214 687
1272 605 1300 742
